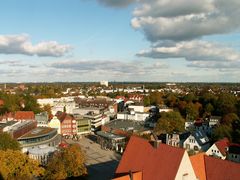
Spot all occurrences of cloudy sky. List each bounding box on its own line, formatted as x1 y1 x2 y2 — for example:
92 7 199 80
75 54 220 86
0 0 240 82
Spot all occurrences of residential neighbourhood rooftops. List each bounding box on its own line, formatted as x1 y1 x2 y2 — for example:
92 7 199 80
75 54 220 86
190 153 240 180
115 136 186 180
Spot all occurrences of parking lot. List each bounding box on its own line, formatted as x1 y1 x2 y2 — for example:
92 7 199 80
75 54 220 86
65 135 121 180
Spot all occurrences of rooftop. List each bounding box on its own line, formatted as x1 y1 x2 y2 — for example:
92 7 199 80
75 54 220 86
15 111 35 120
0 120 18 129
28 146 56 155
190 153 240 180
116 136 186 180
105 119 146 132
18 127 56 139
96 131 125 140
215 138 229 156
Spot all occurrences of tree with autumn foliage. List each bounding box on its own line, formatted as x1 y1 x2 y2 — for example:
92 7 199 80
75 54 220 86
44 144 87 179
0 150 44 180
154 111 185 134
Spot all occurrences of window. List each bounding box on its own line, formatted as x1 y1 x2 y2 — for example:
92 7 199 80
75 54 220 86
182 173 188 180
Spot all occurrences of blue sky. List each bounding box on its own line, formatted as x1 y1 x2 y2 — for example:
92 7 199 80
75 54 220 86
0 0 240 82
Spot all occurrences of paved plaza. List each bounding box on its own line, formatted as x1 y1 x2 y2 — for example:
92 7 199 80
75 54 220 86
66 135 121 180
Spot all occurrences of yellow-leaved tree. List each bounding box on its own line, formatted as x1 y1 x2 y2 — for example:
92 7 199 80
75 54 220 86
0 150 45 180
44 144 87 179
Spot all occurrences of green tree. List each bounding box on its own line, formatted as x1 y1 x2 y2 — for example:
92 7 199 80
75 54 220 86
204 103 214 115
0 150 44 179
186 102 202 121
143 96 150 106
216 93 237 116
42 104 52 118
212 125 232 142
149 92 163 105
44 144 87 179
165 93 178 108
154 111 185 134
0 132 20 151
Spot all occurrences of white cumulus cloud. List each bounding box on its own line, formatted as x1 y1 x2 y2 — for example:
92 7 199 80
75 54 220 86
0 34 72 57
137 40 240 61
131 0 240 42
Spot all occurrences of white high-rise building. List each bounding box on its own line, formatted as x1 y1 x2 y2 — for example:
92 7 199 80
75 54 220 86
100 81 108 87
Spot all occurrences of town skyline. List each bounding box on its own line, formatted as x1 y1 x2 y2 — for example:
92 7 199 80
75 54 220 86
1 0 240 82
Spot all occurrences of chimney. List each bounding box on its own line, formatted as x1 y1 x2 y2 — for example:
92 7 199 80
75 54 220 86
153 140 162 148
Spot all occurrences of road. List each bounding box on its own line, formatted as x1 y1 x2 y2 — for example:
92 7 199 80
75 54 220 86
65 135 121 180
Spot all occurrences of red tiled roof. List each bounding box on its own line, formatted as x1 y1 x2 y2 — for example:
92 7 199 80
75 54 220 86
115 136 185 180
215 138 229 156
14 111 35 120
190 153 240 180
190 153 206 180
57 112 73 122
205 155 240 180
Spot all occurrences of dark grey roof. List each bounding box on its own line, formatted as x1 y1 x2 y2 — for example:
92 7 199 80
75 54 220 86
105 119 147 132
191 130 209 146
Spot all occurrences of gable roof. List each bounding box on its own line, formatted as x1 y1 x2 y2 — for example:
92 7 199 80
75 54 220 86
14 111 35 120
190 153 206 180
56 112 73 122
115 136 185 180
215 138 229 156
190 153 240 180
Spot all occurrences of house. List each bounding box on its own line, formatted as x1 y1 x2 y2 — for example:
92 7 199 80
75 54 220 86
14 111 35 121
166 132 190 148
115 136 197 180
57 112 77 136
128 94 144 102
227 144 240 163
194 119 212 136
183 130 210 152
206 138 229 159
190 153 240 180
